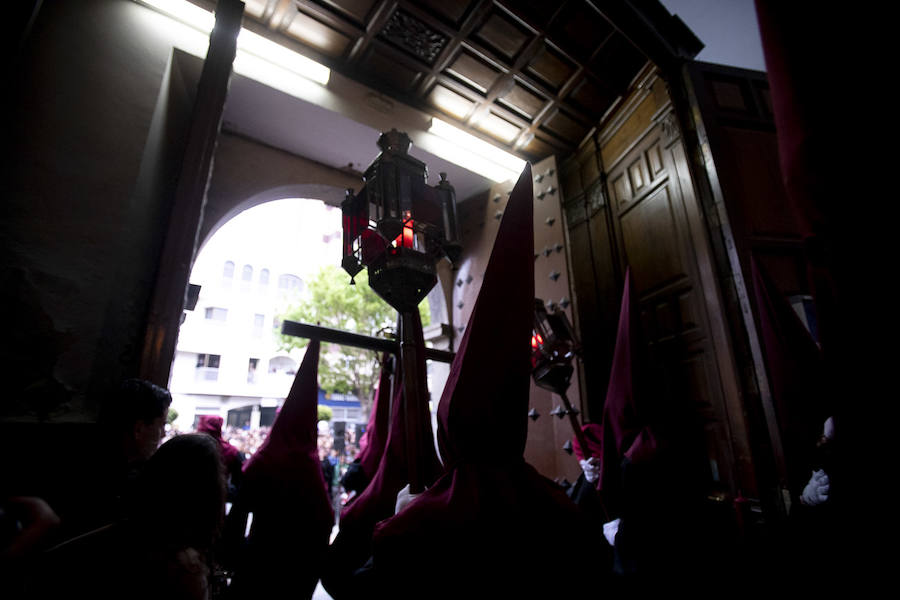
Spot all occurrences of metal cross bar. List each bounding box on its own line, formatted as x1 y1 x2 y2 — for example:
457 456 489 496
281 320 455 364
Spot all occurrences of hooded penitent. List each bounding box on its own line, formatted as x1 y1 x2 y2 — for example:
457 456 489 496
368 164 602 599
750 257 829 497
355 355 393 481
594 268 661 515
196 414 241 467
572 422 604 463
225 340 334 600
320 311 442 600
339 356 393 500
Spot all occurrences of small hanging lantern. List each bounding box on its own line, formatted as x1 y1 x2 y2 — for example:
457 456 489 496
531 298 581 395
341 129 461 312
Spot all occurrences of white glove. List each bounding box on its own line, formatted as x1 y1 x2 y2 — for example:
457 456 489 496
394 483 420 515
602 518 620 547
800 469 830 506
579 457 600 483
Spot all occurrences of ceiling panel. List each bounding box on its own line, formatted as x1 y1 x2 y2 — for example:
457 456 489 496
412 0 473 27
447 50 502 93
525 43 577 93
378 7 451 66
498 80 547 120
231 0 678 162
314 0 378 27
472 8 532 61
285 9 352 57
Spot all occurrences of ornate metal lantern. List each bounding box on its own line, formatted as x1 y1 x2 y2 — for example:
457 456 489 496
531 298 580 395
531 298 593 458
340 128 461 493
341 129 461 312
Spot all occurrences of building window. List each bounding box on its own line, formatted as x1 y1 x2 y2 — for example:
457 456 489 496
248 357 259 383
223 261 235 279
196 353 221 381
252 313 265 337
259 268 270 285
268 355 297 375
278 274 303 292
242 264 253 281
196 353 221 368
204 307 228 321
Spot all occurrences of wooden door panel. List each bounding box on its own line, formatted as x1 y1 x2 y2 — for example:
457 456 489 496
620 184 689 293
606 124 739 495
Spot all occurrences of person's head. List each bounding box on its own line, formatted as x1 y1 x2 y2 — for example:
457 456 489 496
195 415 225 440
102 379 172 462
132 434 226 550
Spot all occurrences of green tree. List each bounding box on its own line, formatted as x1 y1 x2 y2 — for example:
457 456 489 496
278 265 431 415
317 405 333 422
278 266 392 405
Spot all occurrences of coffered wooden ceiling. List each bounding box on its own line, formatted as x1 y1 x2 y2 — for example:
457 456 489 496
223 0 701 163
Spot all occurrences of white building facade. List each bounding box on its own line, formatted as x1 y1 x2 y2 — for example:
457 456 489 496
167 198 365 432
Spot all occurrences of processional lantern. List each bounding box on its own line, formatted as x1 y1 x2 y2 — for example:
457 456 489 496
341 129 461 312
341 129 461 493
531 298 593 459
531 298 580 395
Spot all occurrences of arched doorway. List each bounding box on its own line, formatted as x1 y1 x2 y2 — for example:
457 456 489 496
167 197 342 440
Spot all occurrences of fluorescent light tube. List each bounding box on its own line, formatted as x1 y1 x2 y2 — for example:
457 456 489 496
429 118 526 182
237 29 329 85
139 0 329 85
141 0 214 32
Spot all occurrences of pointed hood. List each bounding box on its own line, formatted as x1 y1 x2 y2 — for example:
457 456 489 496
750 256 829 494
356 354 393 480
597 268 660 503
437 163 535 465
320 314 442 597
226 340 333 598
368 164 603 597
243 340 326 486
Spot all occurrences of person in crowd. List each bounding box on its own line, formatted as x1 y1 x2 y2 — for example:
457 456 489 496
320 447 336 504
28 433 227 600
2 495 61 600
58 379 171 538
196 415 244 502
785 414 844 587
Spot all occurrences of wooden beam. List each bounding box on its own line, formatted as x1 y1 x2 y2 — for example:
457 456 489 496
138 0 243 385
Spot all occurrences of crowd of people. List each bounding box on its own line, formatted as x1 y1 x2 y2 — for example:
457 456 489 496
0 376 371 600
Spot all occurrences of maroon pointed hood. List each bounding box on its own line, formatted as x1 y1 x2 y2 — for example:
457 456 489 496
368 164 603 596
596 268 660 504
241 340 332 523
320 313 442 596
227 340 332 598
245 341 321 473
437 164 535 465
750 256 829 493
356 355 392 480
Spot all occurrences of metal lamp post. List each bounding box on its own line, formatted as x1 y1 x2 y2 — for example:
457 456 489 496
341 129 461 492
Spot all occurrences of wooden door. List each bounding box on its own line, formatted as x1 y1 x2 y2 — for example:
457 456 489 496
603 112 753 500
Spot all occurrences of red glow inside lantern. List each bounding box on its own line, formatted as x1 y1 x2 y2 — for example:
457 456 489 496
392 213 416 249
531 332 543 349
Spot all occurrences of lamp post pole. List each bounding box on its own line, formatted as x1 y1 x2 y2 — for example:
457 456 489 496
399 312 427 493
